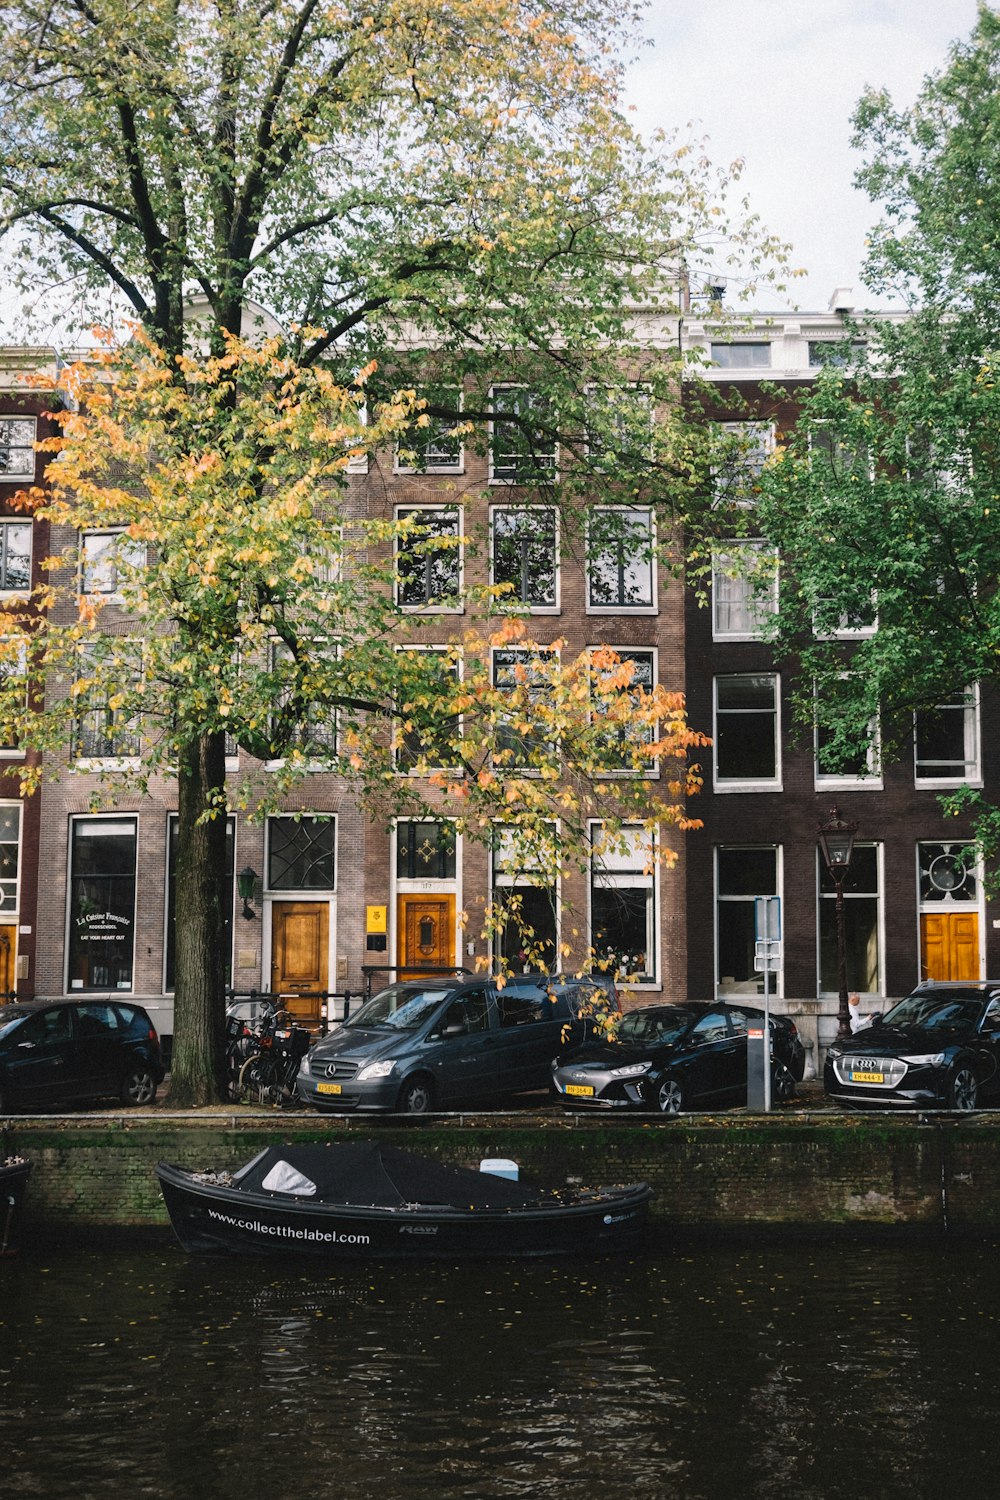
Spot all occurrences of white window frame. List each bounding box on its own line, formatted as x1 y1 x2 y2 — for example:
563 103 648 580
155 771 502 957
488 384 558 484
817 841 884 1000
264 813 338 895
0 519 32 594
811 593 878 640
0 636 27 759
65 815 138 994
396 645 463 775
393 818 460 886
588 821 658 987
79 527 146 598
711 542 778 639
490 644 558 774
714 844 782 1000
490 822 560 970
712 422 775 506
586 505 656 614
73 639 143 767
913 686 982 787
489 504 560 613
710 343 772 370
808 421 871 480
589 645 659 777
584 382 653 458
394 388 464 475
0 417 36 483
266 638 339 769
393 504 463 613
814 678 882 789
0 801 22 917
713 673 781 792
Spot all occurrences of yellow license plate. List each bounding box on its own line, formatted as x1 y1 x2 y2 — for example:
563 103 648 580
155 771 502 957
316 1081 342 1095
565 1084 595 1097
850 1070 884 1084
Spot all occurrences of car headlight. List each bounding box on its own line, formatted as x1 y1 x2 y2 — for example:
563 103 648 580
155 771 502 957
608 1061 652 1079
900 1052 946 1068
298 1054 311 1076
357 1058 396 1081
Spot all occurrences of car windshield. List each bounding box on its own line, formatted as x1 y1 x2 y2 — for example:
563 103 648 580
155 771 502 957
881 993 984 1034
0 1010 27 1042
617 1008 699 1046
344 985 454 1032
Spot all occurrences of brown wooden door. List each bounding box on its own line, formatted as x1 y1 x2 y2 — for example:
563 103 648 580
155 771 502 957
0 925 14 995
397 895 455 979
271 901 329 1027
920 911 980 982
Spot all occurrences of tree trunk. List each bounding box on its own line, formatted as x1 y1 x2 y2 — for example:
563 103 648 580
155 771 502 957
168 729 229 1106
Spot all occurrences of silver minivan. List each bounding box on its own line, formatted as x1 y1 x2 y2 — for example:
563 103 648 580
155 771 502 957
296 974 619 1114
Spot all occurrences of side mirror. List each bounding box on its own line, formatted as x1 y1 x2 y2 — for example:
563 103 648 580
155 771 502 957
441 1022 468 1038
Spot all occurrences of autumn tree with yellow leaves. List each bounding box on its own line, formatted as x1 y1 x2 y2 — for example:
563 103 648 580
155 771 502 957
0 0 786 1101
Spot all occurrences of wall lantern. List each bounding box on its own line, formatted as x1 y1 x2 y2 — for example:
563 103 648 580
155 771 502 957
237 865 259 921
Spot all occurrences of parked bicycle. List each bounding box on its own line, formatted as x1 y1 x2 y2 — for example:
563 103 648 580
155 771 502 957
236 1008 311 1108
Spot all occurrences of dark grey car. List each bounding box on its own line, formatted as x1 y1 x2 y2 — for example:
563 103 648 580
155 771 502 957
296 974 619 1114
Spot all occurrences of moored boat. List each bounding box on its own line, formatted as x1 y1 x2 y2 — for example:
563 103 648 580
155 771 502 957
1 1156 31 1256
155 1142 651 1260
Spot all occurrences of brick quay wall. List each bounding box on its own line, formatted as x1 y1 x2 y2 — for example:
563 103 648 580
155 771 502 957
6 1110 1000 1239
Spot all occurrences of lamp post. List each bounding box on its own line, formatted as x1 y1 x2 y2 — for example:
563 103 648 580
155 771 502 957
237 865 259 921
818 806 858 1040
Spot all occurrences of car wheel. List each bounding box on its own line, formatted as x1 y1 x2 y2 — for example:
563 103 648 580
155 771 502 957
397 1074 435 1114
771 1061 797 1103
120 1067 157 1107
655 1076 684 1115
948 1065 978 1111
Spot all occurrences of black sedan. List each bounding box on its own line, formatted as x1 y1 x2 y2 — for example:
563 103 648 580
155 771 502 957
824 982 1000 1110
551 1002 806 1114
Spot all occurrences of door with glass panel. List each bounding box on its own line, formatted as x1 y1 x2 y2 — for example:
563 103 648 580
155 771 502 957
918 844 981 983
397 895 455 979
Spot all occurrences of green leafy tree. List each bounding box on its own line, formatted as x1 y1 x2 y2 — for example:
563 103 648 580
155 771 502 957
741 6 1000 865
0 0 785 1101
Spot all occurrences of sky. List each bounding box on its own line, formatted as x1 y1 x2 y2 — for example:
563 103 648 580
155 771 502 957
0 0 985 337
626 0 983 313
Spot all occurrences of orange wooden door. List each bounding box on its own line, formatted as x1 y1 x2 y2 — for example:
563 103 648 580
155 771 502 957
397 895 455 979
921 911 980 982
271 901 329 1025
0 925 15 995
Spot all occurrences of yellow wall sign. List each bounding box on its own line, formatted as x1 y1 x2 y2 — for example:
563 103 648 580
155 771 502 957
366 904 387 934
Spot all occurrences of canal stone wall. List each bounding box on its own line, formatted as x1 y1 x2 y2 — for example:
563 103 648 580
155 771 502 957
6 1109 1000 1237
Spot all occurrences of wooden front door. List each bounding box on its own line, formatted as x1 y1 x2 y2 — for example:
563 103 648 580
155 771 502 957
0 925 15 996
921 911 980 982
271 901 329 1027
397 895 455 979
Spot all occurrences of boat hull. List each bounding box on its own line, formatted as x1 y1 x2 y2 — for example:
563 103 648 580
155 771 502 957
156 1162 651 1260
0 1158 31 1256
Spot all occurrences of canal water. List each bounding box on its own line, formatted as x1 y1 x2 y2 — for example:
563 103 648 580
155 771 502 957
2 1233 999 1500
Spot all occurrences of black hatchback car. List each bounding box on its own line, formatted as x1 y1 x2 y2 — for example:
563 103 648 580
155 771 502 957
551 1001 806 1114
824 981 1000 1110
0 999 165 1112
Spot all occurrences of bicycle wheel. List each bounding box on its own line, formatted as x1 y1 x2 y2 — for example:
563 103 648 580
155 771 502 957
238 1052 281 1106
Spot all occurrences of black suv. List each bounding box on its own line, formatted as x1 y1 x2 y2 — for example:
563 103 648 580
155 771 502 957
0 999 165 1112
297 973 619 1113
824 981 1000 1110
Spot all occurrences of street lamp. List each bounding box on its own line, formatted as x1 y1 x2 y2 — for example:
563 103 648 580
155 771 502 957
237 865 259 921
818 806 858 1039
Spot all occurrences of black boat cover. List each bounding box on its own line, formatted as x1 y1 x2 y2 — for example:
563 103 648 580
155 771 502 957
230 1143 554 1210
